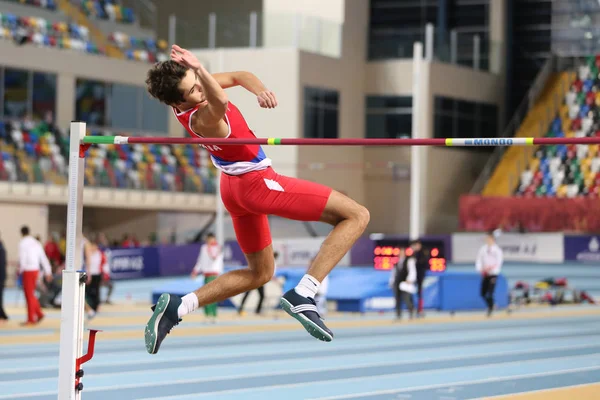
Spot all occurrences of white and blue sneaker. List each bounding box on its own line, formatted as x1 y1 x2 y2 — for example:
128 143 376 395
280 289 333 342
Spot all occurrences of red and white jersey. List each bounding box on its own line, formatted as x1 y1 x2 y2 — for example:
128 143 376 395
173 102 272 175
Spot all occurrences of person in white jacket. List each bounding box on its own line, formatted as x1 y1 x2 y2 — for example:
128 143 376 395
475 231 504 316
18 226 52 325
191 233 223 322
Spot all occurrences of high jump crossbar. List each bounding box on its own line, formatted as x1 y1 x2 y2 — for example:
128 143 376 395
82 136 600 146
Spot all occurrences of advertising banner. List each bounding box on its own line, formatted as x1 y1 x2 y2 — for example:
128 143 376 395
452 232 564 263
564 235 600 262
106 247 160 280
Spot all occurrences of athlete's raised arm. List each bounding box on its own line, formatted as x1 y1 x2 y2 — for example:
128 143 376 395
213 71 278 109
170 45 228 129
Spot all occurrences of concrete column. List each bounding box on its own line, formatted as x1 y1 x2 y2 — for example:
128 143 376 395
489 0 507 76
56 74 75 133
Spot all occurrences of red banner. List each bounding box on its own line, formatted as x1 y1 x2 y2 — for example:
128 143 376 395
459 195 600 233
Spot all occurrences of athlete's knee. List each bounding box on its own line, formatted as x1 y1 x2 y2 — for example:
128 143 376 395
354 205 370 231
246 259 274 288
247 267 272 288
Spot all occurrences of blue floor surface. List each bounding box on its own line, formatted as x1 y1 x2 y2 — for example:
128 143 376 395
1 312 600 399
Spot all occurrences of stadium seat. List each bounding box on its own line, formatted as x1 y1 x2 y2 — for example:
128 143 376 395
78 0 135 24
108 31 168 63
0 120 65 184
81 130 217 193
515 55 600 198
0 12 100 55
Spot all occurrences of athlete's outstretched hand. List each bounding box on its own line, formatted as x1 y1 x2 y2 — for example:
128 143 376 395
170 44 202 70
257 90 278 109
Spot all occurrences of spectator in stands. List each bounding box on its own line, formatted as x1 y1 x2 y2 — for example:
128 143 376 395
0 232 7 323
59 230 67 260
520 165 533 191
390 242 417 321
97 233 114 304
475 231 504 317
84 235 105 320
190 233 223 323
18 225 52 325
44 233 62 273
121 234 140 247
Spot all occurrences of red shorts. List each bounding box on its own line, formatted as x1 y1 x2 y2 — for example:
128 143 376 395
220 167 332 254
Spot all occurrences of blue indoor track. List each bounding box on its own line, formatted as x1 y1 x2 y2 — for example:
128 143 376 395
1 279 599 400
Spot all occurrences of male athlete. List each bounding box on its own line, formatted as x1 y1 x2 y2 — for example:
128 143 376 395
143 45 369 354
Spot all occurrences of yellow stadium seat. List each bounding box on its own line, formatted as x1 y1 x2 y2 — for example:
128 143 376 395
590 145 599 157
146 154 155 164
529 158 540 172
581 157 592 170
557 185 568 198
565 130 575 138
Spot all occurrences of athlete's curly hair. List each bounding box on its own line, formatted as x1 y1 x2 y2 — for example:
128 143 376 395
146 60 188 105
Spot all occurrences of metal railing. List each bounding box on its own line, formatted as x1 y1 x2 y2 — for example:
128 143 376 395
469 55 556 194
168 11 343 59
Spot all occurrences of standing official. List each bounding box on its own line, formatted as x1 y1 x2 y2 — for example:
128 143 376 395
0 232 7 323
411 240 428 317
18 226 52 325
475 231 503 317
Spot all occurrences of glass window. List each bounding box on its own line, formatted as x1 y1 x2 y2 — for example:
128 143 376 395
435 114 454 139
365 95 413 138
434 95 498 140
367 96 412 109
435 96 454 114
109 84 140 130
323 108 338 138
457 117 476 138
480 118 497 137
366 114 412 138
76 79 107 126
323 90 339 107
4 68 29 119
32 72 56 122
304 103 319 138
142 91 168 133
303 86 339 138
456 99 475 115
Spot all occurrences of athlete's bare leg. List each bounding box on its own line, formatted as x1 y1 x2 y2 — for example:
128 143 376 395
192 245 274 307
307 190 370 281
279 189 369 342
145 245 275 354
